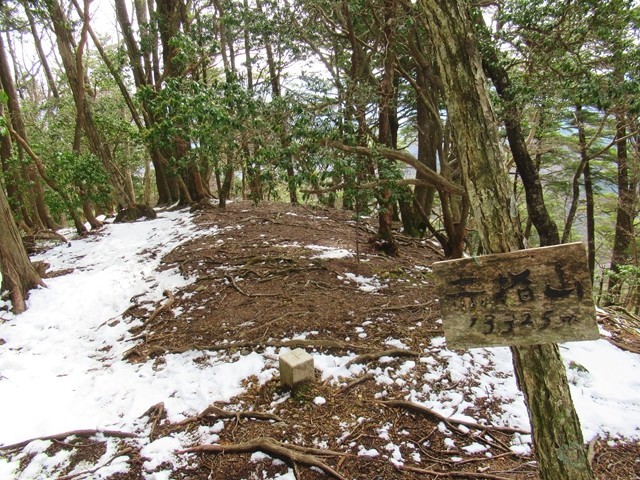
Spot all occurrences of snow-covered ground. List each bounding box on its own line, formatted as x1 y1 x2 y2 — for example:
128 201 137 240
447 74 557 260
1 210 639 479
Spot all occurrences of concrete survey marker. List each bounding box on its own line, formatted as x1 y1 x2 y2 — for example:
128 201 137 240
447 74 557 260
279 348 315 389
432 242 599 349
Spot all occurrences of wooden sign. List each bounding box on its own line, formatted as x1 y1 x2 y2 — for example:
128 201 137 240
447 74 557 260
432 242 599 349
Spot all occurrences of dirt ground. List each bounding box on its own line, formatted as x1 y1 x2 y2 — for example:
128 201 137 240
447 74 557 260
3 201 640 479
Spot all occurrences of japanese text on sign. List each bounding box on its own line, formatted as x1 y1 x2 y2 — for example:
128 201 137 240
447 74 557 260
432 243 599 349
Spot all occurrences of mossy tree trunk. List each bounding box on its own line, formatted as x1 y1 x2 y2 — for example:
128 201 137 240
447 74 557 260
418 1 595 479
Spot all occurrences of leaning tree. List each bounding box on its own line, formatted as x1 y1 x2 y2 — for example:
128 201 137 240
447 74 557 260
0 182 45 313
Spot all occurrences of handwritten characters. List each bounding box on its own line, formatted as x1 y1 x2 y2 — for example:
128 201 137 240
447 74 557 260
434 244 598 348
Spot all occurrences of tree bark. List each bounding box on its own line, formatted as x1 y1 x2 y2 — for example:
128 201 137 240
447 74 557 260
606 116 635 305
0 183 45 313
574 105 595 281
47 0 134 209
475 13 560 247
561 106 590 244
375 0 399 252
155 0 207 205
257 0 298 205
419 2 594 479
0 21 52 231
407 31 440 232
115 0 178 205
23 1 60 99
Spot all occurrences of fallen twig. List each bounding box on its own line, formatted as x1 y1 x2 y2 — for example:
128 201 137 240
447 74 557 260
378 400 529 435
607 306 640 325
178 437 348 480
345 349 420 367
0 429 137 451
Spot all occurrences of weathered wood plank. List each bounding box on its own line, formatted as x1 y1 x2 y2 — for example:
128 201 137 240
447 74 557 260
432 243 599 349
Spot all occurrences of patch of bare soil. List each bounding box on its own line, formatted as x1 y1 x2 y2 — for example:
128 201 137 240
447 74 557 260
3 201 638 479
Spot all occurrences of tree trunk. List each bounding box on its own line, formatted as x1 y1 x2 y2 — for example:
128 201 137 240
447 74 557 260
115 0 180 205
23 1 60 99
475 14 560 247
606 116 635 305
258 0 298 205
583 161 596 281
420 2 594 479
0 183 45 313
0 25 52 231
9 127 88 236
562 105 590 244
47 0 134 209
374 0 398 254
155 0 207 205
81 196 103 230
115 0 178 206
410 34 440 232
575 106 596 281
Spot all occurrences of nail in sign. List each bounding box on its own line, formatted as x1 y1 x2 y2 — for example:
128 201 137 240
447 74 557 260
432 242 599 349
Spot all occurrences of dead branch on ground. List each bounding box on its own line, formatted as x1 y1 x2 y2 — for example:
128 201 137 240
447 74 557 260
606 338 640 354
245 311 312 335
179 437 348 480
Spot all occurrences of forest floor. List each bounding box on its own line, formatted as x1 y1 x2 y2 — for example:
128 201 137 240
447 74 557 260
1 201 640 479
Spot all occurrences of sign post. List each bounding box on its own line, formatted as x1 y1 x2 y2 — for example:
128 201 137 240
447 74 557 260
433 242 598 479
432 242 599 349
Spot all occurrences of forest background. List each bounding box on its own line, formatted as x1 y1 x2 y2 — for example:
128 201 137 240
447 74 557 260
0 0 638 315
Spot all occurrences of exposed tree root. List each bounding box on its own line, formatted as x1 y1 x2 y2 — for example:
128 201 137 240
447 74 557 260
0 429 137 451
57 447 134 480
178 437 348 480
397 464 513 479
149 339 369 358
123 292 177 359
173 404 283 428
345 348 420 367
142 290 176 327
366 301 434 313
378 400 529 435
244 311 312 336
140 402 165 440
225 275 282 297
338 373 375 394
606 338 640 354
